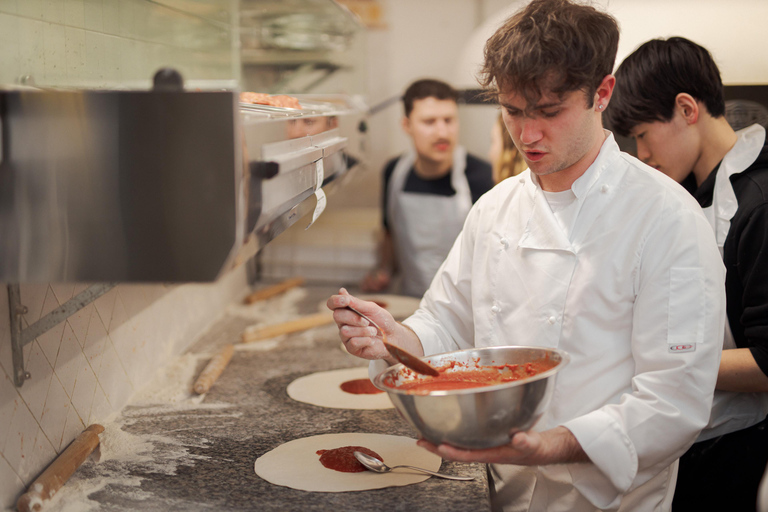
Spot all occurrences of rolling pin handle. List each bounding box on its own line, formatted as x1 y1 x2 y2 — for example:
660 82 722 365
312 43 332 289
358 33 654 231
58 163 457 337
16 424 105 512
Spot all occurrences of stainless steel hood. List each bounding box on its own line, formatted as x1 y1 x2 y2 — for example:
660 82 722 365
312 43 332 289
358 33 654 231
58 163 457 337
0 80 364 282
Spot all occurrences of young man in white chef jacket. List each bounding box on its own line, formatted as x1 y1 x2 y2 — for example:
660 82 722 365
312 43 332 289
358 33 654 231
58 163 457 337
360 79 494 298
606 36 768 512
328 0 726 510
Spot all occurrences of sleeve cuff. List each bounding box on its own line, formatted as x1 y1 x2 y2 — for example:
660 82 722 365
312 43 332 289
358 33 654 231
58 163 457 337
402 311 451 356
749 345 768 378
563 410 638 508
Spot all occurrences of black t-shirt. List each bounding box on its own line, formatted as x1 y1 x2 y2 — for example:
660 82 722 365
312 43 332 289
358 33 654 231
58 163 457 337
381 153 494 230
690 132 768 375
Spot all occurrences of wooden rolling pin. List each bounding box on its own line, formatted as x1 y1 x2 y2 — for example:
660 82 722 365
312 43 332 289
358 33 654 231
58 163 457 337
17 424 104 512
193 343 235 394
243 277 305 304
241 312 334 343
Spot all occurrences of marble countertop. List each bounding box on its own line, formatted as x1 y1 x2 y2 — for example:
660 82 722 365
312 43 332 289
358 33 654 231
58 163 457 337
72 285 490 511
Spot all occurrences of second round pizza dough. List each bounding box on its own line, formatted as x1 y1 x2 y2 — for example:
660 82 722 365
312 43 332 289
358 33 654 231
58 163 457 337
254 433 442 492
287 367 393 410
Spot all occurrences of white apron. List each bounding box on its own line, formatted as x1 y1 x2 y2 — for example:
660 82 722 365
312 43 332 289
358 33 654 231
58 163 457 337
700 123 768 440
386 147 472 297
490 461 677 512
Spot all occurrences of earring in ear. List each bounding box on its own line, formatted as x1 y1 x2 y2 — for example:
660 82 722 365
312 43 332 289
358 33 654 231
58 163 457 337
598 104 604 110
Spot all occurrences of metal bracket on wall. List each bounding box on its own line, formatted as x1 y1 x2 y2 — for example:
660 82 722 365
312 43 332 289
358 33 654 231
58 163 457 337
7 283 116 387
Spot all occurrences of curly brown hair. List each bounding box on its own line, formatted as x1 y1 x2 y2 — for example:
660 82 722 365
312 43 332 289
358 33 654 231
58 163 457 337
479 0 619 107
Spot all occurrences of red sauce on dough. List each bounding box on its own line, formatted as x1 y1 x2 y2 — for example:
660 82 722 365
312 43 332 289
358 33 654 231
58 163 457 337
316 446 383 472
389 359 558 394
340 378 384 395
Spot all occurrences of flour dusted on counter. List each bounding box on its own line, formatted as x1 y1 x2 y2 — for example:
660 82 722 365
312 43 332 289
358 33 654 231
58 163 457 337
98 421 212 473
98 421 155 463
130 352 205 405
41 421 207 512
38 471 145 512
227 286 308 321
127 352 240 416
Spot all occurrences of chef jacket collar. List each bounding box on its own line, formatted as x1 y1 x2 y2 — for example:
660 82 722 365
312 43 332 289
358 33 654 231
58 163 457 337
693 125 765 210
570 130 615 199
713 124 766 221
722 124 766 177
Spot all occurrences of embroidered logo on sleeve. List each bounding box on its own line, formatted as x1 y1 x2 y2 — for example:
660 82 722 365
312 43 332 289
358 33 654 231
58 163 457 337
669 344 696 353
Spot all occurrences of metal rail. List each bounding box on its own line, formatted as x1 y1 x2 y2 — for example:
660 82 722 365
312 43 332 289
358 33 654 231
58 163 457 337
7 283 116 387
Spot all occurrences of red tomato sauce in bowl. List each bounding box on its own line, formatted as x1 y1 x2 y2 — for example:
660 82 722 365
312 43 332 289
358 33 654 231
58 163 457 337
385 359 558 394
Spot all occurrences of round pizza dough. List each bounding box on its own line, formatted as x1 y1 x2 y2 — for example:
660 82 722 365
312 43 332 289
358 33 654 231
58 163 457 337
287 367 394 410
319 294 421 320
254 433 442 492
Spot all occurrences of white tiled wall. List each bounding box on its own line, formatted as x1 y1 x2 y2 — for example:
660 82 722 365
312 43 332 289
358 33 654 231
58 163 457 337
0 266 249 508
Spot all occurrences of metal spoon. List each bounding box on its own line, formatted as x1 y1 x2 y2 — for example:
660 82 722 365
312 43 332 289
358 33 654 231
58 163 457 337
344 305 439 377
353 451 474 481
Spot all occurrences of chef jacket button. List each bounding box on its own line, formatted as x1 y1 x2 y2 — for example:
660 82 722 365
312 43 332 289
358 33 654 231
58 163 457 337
491 305 501 314
601 184 609 193
519 177 525 183
500 237 509 248
547 316 556 324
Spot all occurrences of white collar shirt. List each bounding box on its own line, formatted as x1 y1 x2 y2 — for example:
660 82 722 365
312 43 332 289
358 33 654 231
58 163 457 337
398 132 726 511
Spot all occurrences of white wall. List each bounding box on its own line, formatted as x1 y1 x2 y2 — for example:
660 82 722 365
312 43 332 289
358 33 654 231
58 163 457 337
362 0 488 207
457 0 768 87
608 0 768 84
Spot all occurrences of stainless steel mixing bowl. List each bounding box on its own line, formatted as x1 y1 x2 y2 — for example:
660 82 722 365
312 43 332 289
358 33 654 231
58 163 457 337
372 346 570 449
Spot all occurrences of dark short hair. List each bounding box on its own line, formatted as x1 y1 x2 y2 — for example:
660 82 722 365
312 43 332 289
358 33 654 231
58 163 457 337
479 0 619 107
402 79 459 117
606 37 726 137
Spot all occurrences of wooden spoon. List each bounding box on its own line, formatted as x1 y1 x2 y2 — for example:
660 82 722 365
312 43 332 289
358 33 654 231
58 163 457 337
344 306 439 377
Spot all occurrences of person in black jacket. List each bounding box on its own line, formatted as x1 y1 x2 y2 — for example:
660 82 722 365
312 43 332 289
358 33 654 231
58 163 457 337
606 36 768 512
